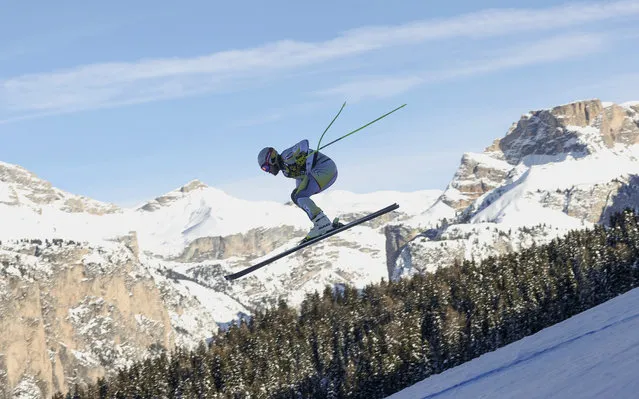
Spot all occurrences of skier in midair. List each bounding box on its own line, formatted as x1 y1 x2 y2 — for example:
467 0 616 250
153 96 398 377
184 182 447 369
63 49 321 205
258 139 341 242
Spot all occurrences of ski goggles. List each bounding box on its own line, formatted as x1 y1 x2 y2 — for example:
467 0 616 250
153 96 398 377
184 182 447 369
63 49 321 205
261 148 274 172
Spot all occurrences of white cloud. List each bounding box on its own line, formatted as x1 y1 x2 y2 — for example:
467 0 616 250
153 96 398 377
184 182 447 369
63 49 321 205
314 33 608 101
344 0 639 44
1 0 637 120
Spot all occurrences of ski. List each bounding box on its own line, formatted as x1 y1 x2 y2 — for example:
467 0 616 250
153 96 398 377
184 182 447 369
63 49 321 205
224 203 400 280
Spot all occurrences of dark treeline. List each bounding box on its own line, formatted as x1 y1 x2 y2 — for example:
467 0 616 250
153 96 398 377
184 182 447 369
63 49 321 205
58 209 639 398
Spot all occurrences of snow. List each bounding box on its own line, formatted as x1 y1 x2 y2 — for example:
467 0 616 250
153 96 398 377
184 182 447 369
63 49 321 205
0 203 128 245
471 145 639 227
1 99 639 396
472 196 586 229
463 152 512 171
0 183 13 202
130 186 441 257
0 164 438 262
179 280 249 324
406 199 457 229
441 187 467 201
387 287 639 399
72 350 100 367
12 376 42 399
132 186 307 256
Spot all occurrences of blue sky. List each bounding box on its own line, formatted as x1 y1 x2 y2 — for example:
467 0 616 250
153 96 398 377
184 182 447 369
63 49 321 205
1 0 639 207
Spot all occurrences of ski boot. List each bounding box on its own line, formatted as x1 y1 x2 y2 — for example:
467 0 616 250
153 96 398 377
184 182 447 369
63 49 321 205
300 212 334 244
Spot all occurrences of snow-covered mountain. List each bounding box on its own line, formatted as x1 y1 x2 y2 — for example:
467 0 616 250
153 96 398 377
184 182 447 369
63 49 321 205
0 161 120 216
387 286 639 399
2 97 639 398
0 162 440 397
390 99 639 279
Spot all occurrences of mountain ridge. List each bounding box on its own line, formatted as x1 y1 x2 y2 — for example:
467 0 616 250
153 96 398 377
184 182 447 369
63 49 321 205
392 98 639 279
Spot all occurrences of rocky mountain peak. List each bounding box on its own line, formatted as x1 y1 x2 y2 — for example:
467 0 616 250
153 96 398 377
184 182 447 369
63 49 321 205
138 179 213 212
549 99 603 127
440 99 639 210
179 179 208 193
0 161 120 215
485 99 639 164
1 160 42 184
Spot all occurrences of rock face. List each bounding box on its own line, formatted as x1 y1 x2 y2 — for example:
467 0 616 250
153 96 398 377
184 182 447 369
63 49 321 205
490 100 639 163
0 238 173 398
177 226 302 262
441 153 512 210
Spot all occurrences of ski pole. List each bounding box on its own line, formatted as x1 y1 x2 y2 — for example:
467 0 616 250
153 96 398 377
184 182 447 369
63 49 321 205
312 102 347 166
318 103 406 151
316 101 347 154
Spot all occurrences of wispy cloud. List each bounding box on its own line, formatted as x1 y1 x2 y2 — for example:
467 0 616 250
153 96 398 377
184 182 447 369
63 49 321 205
315 76 427 103
314 33 609 101
1 0 638 122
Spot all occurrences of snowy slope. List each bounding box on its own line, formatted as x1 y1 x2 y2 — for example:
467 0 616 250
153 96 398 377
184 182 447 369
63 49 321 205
0 203 128 243
132 182 441 257
387 287 639 399
132 182 306 257
0 167 439 257
0 160 128 243
470 145 639 227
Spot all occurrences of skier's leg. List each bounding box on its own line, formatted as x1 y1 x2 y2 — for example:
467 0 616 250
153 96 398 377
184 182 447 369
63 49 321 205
291 156 338 219
291 157 338 240
291 176 322 219
310 155 338 193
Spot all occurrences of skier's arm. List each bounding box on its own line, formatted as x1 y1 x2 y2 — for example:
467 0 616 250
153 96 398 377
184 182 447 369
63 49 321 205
294 139 315 175
298 139 309 153
296 139 318 173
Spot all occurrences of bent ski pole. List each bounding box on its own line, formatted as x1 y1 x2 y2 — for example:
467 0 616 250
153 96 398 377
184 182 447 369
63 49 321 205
319 103 406 151
312 102 346 166
316 101 346 153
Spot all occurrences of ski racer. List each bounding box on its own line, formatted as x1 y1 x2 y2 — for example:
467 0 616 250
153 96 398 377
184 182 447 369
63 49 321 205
258 139 341 242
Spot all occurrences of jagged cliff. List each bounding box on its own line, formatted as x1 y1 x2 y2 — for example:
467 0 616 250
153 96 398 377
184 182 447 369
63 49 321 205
441 100 639 210
0 235 173 398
